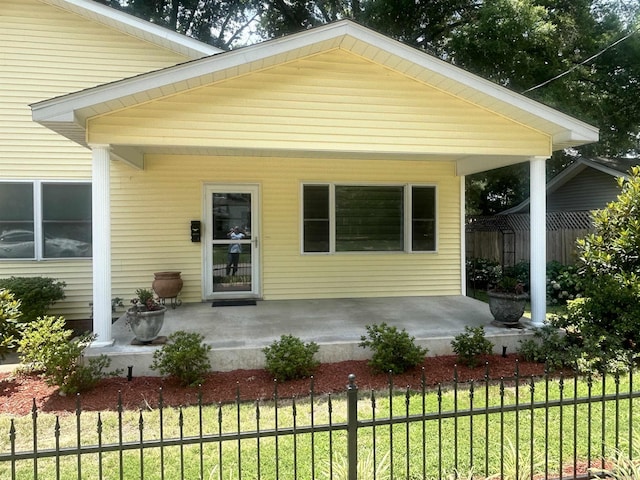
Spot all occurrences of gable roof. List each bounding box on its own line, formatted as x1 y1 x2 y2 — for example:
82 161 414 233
501 156 639 214
31 19 599 172
41 0 221 58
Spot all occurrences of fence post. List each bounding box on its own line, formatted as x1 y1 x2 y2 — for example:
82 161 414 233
347 374 358 480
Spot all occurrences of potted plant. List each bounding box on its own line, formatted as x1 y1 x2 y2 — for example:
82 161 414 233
487 274 528 328
126 288 166 343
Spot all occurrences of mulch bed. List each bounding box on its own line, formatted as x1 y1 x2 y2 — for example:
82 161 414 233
0 354 550 416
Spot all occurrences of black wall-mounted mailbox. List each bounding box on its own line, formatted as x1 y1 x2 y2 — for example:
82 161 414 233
190 220 201 242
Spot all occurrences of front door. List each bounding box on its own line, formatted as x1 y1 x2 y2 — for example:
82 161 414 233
204 185 259 299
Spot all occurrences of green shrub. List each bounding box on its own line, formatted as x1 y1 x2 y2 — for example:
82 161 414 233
0 289 22 360
150 331 212 386
518 324 569 371
503 262 530 290
546 261 583 305
466 257 501 288
451 326 494 368
359 323 428 374
262 334 319 382
557 166 640 370
17 316 119 394
0 276 66 322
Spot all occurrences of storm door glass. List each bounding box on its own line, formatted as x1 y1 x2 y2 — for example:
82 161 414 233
211 192 253 293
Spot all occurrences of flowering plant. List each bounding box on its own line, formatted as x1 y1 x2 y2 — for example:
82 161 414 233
130 288 164 312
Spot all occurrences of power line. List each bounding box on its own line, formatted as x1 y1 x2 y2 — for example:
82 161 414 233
522 24 640 94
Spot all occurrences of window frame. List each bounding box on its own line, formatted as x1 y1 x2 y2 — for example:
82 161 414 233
0 180 92 261
301 182 437 254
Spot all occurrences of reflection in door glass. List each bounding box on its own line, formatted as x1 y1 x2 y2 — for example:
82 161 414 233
212 245 252 292
212 193 252 292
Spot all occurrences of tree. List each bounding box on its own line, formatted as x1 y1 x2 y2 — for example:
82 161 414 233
455 1 640 214
554 167 640 371
122 0 264 49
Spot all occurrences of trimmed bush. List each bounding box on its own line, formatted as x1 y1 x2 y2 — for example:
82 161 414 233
451 326 494 368
359 323 428 374
150 331 212 386
262 334 319 382
17 316 119 394
0 288 22 360
0 276 65 322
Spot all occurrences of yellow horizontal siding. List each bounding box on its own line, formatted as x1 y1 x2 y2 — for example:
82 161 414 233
111 155 462 302
0 0 191 180
89 49 551 156
0 0 196 318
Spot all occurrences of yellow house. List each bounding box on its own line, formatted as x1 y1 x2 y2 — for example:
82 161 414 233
6 2 600 346
1 0 219 320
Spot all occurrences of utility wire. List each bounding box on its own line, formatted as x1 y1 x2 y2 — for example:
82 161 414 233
522 24 640 93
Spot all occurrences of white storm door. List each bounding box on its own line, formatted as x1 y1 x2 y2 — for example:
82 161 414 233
204 185 259 299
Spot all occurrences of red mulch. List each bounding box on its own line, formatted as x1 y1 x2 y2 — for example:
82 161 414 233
0 354 553 416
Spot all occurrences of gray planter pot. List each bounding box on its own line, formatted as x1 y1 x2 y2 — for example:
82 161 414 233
487 290 528 327
126 306 166 343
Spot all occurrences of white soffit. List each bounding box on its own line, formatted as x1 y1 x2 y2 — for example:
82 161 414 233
32 19 599 152
40 0 221 58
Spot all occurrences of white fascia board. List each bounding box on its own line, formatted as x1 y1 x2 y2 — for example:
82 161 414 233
42 0 220 58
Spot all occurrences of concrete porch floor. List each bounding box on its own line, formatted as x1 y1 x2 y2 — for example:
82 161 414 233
86 295 535 376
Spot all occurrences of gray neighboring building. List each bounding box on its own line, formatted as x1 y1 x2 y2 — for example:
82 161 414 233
503 157 638 214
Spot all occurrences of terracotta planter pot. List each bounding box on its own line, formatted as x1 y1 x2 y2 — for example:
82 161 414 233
487 290 528 327
152 271 183 299
126 307 166 343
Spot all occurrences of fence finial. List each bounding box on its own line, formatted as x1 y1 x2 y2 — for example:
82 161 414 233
347 373 356 390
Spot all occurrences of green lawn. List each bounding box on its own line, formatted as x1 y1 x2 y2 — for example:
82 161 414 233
0 372 637 479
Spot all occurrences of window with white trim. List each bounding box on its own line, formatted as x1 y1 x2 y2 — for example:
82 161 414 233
302 184 436 253
0 181 92 260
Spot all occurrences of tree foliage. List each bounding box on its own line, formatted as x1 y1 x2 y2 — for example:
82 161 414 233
553 167 640 371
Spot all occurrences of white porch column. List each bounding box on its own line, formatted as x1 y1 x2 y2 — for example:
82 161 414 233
460 175 467 296
90 144 114 346
530 156 548 327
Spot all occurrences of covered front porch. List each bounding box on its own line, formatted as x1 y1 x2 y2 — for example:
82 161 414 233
86 295 535 375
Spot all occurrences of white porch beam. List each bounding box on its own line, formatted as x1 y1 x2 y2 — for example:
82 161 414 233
111 146 144 170
529 156 548 327
456 155 530 176
90 144 114 346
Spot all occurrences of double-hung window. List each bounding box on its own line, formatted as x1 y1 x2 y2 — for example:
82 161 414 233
0 181 92 260
302 184 436 253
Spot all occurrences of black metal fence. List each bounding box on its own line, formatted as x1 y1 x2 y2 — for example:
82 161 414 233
1 364 639 479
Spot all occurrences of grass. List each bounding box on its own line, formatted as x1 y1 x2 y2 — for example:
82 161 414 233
0 372 638 479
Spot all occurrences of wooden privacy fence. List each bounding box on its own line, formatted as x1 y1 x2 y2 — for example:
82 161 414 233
466 211 594 265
